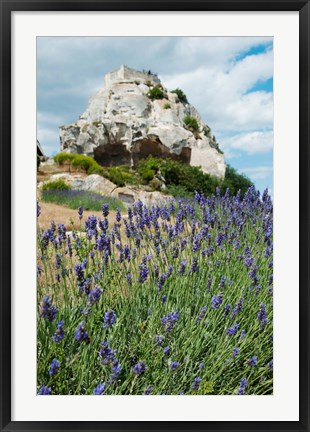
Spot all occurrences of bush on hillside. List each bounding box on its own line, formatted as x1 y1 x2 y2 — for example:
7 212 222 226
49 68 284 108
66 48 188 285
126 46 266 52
137 156 254 198
183 115 199 132
221 165 253 197
53 153 76 165
42 178 71 191
171 88 188 104
148 86 165 100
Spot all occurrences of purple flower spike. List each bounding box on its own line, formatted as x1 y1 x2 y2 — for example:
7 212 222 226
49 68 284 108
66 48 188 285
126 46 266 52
93 383 106 395
133 361 146 376
102 310 116 328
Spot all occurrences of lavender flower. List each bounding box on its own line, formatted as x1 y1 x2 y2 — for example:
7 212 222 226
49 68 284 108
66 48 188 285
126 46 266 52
220 276 226 288
116 208 121 222
88 287 103 306
142 386 152 395
99 341 117 365
227 323 240 336
37 386 51 395
155 335 164 346
191 377 202 390
49 358 60 376
138 264 149 283
257 303 269 329
40 295 57 322
110 363 122 382
232 298 244 318
197 306 207 322
248 356 258 367
163 346 170 356
178 259 186 275
102 204 109 217
211 293 224 309
191 257 199 273
224 304 231 317
53 321 64 343
267 360 273 371
162 311 179 333
75 263 84 282
75 321 90 343
170 361 179 371
238 378 248 395
78 206 83 220
232 347 240 358
132 361 146 376
93 383 106 395
102 310 116 328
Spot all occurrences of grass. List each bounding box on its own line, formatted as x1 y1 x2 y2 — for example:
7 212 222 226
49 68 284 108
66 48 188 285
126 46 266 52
41 189 125 212
37 187 273 396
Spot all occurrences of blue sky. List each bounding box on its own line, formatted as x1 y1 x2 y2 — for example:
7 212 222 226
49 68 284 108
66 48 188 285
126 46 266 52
37 36 273 194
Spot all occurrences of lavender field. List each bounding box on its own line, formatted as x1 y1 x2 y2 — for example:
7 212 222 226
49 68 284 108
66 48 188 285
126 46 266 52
37 186 273 395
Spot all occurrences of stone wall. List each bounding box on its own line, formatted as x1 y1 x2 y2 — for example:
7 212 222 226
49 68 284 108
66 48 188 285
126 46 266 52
104 65 160 87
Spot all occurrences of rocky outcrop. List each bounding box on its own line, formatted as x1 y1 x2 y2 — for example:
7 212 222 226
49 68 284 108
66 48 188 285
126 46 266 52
60 65 226 178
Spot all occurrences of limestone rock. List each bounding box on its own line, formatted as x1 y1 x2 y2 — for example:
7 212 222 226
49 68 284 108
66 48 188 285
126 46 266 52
60 65 226 178
44 173 117 195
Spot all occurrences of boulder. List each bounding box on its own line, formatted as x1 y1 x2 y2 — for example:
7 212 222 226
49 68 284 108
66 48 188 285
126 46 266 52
43 173 117 195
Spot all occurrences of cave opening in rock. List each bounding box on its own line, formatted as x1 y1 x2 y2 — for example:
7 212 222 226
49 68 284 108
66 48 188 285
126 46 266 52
94 143 131 167
132 139 191 165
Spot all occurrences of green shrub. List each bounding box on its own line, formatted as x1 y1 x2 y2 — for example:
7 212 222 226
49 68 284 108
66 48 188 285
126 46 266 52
163 102 171 109
183 115 199 132
87 165 107 176
140 168 155 184
70 155 97 172
53 152 76 165
137 156 160 173
148 86 165 100
221 165 253 197
42 178 71 191
166 184 193 198
171 88 188 104
107 167 126 187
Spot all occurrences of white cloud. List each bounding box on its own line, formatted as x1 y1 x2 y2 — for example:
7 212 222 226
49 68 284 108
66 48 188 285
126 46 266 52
162 49 273 133
220 131 273 155
240 166 273 180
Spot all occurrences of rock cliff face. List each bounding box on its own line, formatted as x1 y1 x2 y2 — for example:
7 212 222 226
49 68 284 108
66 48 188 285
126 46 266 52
60 65 226 178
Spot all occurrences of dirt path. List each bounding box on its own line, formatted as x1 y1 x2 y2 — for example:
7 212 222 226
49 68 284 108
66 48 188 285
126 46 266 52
38 202 119 231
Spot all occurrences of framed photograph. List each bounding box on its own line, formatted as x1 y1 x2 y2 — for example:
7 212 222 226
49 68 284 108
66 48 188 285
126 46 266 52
1 0 309 431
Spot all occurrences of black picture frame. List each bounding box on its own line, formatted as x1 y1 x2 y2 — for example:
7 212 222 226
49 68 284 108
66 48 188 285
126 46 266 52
1 1 309 431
